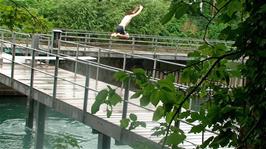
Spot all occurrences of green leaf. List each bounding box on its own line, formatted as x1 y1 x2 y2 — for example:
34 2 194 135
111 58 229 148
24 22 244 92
153 106 164 121
161 4 176 24
91 102 102 114
163 103 173 113
179 111 191 119
114 71 128 82
191 112 201 121
189 2 201 15
189 124 205 133
109 93 122 106
160 90 176 104
140 95 150 106
91 89 108 114
120 119 130 128
165 132 186 145
200 136 214 148
133 68 146 75
96 89 108 103
175 2 188 19
166 112 175 123
129 113 137 122
139 121 146 128
150 90 160 106
158 79 175 92
227 0 241 17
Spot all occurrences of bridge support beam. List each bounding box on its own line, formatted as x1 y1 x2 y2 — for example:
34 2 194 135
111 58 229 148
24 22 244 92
26 99 35 128
35 101 46 149
26 35 39 129
98 133 110 149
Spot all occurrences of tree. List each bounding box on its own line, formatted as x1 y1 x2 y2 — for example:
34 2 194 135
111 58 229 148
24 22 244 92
0 0 51 32
92 0 266 148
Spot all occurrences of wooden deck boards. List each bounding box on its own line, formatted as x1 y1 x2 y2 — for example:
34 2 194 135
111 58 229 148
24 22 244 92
0 61 211 148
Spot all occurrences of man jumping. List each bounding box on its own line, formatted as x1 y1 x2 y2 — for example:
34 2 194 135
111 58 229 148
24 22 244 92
111 5 143 39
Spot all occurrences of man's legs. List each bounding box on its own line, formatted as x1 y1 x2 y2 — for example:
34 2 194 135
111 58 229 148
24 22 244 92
111 32 118 37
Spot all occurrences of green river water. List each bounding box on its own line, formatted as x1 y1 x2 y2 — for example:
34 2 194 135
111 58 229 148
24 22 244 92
0 97 132 149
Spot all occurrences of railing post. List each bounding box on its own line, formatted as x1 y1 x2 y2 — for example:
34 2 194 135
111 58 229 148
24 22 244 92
88 33 91 45
82 65 90 122
10 32 16 87
0 31 4 65
175 40 179 60
119 54 127 93
46 38 51 65
96 48 101 89
52 55 59 106
131 37 135 53
122 78 130 119
152 59 157 79
123 54 126 71
74 43 79 77
26 35 39 129
84 34 87 51
52 30 62 107
26 50 35 129
115 78 130 145
109 36 112 50
153 37 158 55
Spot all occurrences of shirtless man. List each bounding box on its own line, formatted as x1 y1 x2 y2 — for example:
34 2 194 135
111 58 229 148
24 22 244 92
111 5 143 39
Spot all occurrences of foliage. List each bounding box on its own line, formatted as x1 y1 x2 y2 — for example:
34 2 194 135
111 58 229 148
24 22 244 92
91 85 122 118
1 0 265 148
51 133 82 149
0 0 51 33
120 113 146 131
92 0 266 149
17 0 220 38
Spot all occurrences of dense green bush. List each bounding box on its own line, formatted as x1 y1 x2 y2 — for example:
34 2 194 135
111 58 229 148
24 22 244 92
1 0 225 38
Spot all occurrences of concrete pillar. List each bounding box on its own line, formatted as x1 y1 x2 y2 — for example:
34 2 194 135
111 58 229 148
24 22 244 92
98 133 111 149
35 102 46 149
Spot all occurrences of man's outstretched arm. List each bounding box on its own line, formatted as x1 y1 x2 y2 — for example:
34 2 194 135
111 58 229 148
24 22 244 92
130 5 143 17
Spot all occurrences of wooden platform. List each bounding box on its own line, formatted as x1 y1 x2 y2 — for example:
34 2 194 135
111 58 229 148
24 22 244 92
0 61 213 149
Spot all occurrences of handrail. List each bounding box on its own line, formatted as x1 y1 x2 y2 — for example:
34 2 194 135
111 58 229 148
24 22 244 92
0 28 31 37
61 29 234 44
61 28 234 43
60 40 186 67
0 32 219 148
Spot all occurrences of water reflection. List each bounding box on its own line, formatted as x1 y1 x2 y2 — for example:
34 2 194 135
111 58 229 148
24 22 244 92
0 97 131 149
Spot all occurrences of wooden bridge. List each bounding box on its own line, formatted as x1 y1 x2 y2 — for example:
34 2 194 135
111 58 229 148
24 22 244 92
0 29 220 149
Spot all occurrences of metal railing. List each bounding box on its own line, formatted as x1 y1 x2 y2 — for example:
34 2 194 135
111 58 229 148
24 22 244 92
0 31 220 148
60 29 234 55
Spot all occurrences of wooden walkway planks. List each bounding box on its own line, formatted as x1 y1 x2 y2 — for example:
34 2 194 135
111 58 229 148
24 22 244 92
0 60 213 149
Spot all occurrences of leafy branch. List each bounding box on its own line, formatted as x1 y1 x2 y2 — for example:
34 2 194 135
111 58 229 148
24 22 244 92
6 0 48 31
238 115 262 148
162 50 240 148
164 55 221 76
203 0 232 46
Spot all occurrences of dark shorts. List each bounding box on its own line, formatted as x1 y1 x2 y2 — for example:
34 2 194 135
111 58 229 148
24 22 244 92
116 26 127 35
